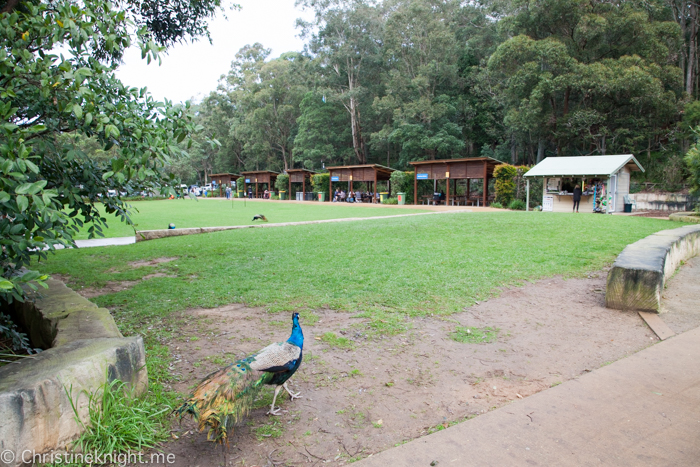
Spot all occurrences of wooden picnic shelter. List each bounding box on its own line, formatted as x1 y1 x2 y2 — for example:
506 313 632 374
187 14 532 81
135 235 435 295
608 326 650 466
327 164 396 203
241 170 279 198
286 168 317 200
210 172 241 196
409 157 504 206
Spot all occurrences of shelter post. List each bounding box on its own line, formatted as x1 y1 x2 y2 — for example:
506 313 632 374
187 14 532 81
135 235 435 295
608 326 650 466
302 177 306 200
446 165 450 206
482 161 488 207
374 170 378 203
288 176 291 199
526 178 530 211
414 170 418 205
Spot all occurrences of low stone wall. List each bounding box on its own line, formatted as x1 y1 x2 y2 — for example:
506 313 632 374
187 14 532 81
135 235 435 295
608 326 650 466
628 193 696 212
0 279 147 467
605 225 700 312
669 212 700 224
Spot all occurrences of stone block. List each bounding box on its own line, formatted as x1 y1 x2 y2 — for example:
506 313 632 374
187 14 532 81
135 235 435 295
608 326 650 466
7 279 122 349
606 225 700 312
0 337 147 467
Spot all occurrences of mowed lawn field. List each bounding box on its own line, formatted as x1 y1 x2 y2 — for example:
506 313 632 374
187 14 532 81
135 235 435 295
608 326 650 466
40 211 676 333
72 198 429 239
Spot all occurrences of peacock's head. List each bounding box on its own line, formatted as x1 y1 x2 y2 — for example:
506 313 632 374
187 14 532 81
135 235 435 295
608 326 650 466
288 312 303 347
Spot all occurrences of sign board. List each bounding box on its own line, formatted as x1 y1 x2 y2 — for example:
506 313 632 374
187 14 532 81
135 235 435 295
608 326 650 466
417 173 429 180
245 179 251 183
331 176 339 182
543 195 554 212
546 177 560 192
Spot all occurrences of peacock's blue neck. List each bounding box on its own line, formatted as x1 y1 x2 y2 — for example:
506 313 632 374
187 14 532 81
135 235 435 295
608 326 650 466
287 315 304 349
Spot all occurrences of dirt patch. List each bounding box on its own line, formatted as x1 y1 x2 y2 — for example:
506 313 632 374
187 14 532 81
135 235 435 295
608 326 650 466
128 257 179 268
142 268 700 467
76 281 141 299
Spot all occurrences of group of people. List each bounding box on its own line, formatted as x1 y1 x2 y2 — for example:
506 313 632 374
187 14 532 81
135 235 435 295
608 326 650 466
247 188 271 199
332 188 376 203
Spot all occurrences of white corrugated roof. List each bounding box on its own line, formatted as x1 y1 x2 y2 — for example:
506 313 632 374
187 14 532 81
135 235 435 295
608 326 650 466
524 155 644 177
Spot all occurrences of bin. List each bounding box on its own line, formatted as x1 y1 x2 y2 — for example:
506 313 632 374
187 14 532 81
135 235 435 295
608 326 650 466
380 192 389 203
624 203 632 213
318 192 326 202
236 191 243 198
397 192 406 205
279 190 286 200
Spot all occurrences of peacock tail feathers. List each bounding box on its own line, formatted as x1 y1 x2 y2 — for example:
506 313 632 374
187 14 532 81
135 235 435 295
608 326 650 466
176 360 273 443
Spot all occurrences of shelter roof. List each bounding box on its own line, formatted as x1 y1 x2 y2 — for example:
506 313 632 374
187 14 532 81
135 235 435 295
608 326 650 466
524 155 644 177
240 170 280 175
409 157 505 167
210 172 241 178
285 169 317 174
326 164 397 178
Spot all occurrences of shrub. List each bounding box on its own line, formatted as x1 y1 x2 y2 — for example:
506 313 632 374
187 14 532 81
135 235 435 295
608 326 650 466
493 164 518 206
275 174 289 192
508 199 526 210
490 202 504 209
389 171 406 196
311 173 330 198
389 171 415 201
382 197 398 205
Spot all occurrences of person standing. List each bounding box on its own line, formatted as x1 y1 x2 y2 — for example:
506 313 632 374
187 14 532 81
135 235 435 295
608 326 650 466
573 184 582 213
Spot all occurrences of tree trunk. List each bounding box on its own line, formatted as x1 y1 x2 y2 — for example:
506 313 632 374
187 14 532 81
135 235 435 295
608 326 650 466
510 133 517 164
688 4 698 96
281 146 289 171
537 139 545 163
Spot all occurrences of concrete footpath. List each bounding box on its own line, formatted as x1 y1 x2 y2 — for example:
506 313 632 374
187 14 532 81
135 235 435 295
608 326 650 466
74 237 135 247
358 326 700 467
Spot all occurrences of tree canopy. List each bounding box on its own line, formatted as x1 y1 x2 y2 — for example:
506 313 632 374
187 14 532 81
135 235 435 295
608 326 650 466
189 0 694 184
0 0 225 301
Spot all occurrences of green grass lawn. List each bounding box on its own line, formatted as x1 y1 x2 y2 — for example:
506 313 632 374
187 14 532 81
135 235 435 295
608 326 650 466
30 210 683 459
73 199 429 239
39 211 676 333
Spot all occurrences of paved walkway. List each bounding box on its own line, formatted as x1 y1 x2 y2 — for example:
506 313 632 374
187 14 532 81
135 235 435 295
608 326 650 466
358 324 700 466
74 237 135 248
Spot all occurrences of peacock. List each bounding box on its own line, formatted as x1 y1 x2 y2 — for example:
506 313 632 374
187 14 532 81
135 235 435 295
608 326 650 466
176 312 304 443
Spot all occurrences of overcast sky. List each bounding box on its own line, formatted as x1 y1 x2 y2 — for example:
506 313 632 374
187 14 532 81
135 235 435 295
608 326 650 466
115 0 314 104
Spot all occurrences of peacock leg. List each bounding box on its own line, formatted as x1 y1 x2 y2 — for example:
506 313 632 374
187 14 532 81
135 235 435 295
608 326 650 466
283 382 302 400
267 385 283 416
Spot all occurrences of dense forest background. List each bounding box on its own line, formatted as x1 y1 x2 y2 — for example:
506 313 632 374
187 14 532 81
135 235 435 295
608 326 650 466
168 0 700 190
